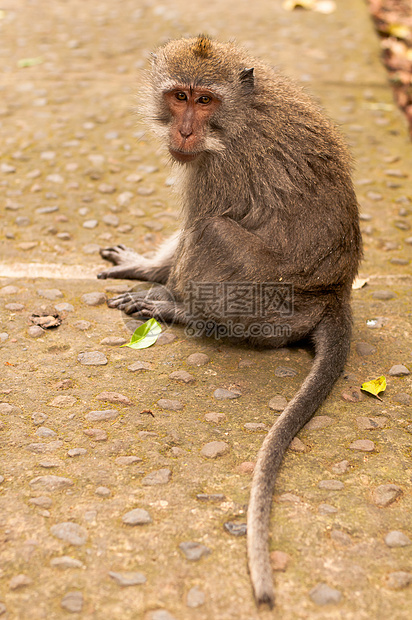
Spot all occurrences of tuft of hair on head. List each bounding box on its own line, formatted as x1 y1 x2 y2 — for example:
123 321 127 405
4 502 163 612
192 34 213 58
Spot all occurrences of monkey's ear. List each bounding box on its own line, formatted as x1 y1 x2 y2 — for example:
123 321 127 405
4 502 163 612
239 67 254 93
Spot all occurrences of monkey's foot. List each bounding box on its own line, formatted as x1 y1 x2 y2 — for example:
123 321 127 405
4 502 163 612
107 292 185 323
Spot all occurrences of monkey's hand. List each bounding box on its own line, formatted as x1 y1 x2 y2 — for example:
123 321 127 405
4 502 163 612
98 245 151 280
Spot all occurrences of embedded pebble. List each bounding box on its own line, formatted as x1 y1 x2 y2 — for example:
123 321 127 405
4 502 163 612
157 399 183 411
349 439 375 452
85 409 119 422
385 572 412 590
268 395 287 411
83 219 98 229
0 404 13 414
109 571 147 586
9 574 32 590
122 508 152 525
201 441 229 458
224 522 247 536
83 428 108 441
341 387 363 402
213 388 240 399
274 366 297 378
236 461 255 474
384 531 411 547
5 303 24 311
356 342 376 356
100 336 128 346
149 611 177 620
128 361 153 372
28 325 44 338
95 486 111 497
270 550 290 571
142 468 171 485
35 427 57 438
356 416 387 430
115 456 142 465
68 448 87 457
29 496 53 508
29 475 73 491
331 460 350 474
39 460 63 468
196 493 225 502
26 441 63 453
169 370 195 383
78 351 108 365
309 583 342 605
31 412 48 426
372 290 395 300
37 288 63 300
330 530 352 545
50 556 84 569
55 302 74 312
204 412 226 423
0 285 20 296
186 586 206 608
81 292 107 306
179 541 211 561
103 214 119 227
156 332 176 345
318 503 338 515
74 320 91 330
393 392 412 405
304 416 333 430
186 353 209 366
0 332 9 342
49 395 76 408
278 493 301 503
51 522 88 546
373 484 403 507
289 437 307 452
318 480 344 491
96 391 132 405
389 364 410 377
61 591 83 613
244 422 268 431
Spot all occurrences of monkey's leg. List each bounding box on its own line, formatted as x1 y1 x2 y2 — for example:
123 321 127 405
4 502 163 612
98 232 180 283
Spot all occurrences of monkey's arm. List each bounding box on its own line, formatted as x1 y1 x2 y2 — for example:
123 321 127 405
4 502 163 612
97 232 180 283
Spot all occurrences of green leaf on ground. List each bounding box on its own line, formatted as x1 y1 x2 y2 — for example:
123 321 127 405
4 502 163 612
121 318 162 350
361 376 386 401
17 57 44 68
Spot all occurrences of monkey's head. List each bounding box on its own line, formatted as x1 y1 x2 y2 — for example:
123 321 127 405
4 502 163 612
146 35 255 164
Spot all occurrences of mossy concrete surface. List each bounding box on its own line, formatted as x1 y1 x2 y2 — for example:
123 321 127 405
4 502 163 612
0 1 411 619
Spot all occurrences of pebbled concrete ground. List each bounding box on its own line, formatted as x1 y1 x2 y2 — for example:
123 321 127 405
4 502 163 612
0 1 411 619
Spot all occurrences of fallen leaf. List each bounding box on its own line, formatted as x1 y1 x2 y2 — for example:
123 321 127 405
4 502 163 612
17 57 43 68
361 376 386 401
121 318 162 350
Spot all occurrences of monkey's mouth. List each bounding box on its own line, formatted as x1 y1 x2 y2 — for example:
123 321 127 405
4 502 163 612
169 148 200 163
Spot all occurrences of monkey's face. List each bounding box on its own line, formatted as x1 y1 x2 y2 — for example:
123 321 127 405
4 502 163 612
163 87 221 163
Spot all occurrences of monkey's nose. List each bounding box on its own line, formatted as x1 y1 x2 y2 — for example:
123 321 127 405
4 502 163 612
179 128 193 139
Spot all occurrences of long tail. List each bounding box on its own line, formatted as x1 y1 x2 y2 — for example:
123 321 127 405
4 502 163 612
247 308 352 607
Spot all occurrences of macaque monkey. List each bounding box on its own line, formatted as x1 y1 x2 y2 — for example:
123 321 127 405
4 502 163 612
98 35 362 607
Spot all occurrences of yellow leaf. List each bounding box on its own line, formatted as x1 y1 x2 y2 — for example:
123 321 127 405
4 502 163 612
361 376 386 401
387 24 411 40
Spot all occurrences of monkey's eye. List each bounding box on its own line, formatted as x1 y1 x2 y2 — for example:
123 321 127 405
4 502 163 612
197 95 211 105
175 92 187 101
